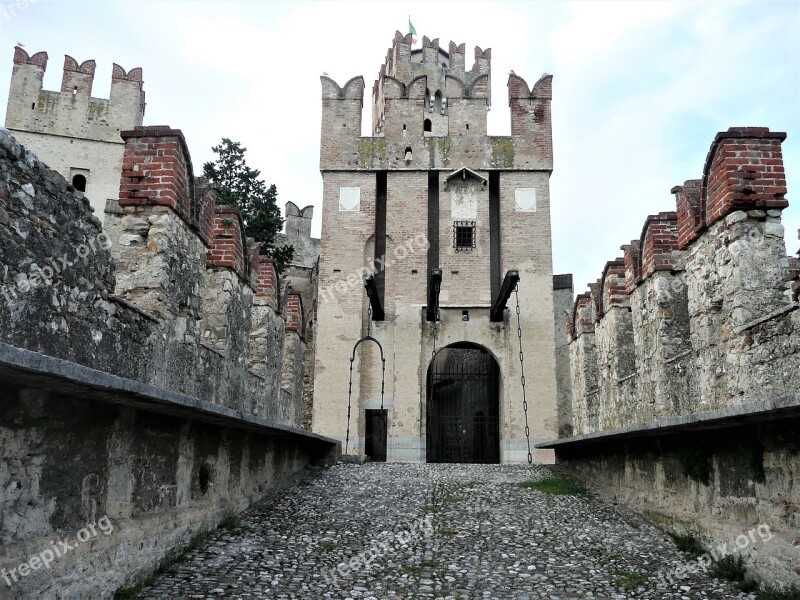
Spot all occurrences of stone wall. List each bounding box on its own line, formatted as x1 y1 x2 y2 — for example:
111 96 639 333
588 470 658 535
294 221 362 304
552 127 799 592
557 417 800 590
0 128 334 596
564 128 799 435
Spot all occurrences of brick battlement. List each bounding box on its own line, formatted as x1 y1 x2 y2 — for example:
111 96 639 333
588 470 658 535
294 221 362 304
572 126 792 339
255 256 280 302
622 241 641 294
701 127 788 226
600 259 628 312
118 126 214 246
639 212 680 278
671 179 702 249
284 290 304 339
207 207 249 282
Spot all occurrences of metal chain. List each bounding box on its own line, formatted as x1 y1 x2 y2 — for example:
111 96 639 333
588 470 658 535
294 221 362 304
367 304 372 337
432 279 441 360
345 355 354 454
514 285 533 465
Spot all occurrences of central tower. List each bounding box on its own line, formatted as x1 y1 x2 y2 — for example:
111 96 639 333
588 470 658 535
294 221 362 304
313 32 559 463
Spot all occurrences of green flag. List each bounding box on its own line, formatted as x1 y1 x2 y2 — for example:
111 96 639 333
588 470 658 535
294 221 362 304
409 18 417 44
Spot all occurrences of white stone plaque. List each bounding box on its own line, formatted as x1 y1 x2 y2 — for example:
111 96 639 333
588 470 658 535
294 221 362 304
339 187 360 212
515 188 536 212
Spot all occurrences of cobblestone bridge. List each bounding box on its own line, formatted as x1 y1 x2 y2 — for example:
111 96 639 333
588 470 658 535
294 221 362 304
140 464 756 599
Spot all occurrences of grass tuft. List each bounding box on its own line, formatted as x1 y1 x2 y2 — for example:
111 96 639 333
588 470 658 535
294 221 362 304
668 531 705 560
518 476 587 496
219 511 242 530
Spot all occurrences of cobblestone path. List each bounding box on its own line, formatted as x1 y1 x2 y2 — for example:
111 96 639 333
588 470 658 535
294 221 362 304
140 464 755 599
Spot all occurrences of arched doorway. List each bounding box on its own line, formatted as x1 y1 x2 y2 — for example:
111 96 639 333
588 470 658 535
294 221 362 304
426 343 500 463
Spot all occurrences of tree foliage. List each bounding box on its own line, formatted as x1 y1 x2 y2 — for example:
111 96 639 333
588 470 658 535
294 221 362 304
202 138 294 273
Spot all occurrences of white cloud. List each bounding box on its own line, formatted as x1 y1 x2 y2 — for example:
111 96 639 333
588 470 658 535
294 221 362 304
0 0 797 298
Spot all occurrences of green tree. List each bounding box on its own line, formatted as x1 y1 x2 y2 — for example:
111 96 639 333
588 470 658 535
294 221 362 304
203 138 294 273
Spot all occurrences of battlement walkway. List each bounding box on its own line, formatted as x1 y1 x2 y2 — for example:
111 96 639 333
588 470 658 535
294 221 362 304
137 464 757 599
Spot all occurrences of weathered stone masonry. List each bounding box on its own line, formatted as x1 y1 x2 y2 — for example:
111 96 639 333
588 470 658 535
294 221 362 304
0 127 335 597
543 127 800 590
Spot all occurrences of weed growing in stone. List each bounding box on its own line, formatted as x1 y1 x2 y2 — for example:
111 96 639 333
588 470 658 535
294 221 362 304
518 476 587 495
658 523 773 588
218 512 241 530
611 567 648 592
710 555 759 592
668 531 705 560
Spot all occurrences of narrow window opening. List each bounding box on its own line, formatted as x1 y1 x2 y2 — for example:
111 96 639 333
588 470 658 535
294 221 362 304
72 174 87 192
462 310 470 322
31 102 35 110
411 269 418 275
72 86 77 95
404 147 413 161
466 124 470 130
423 119 432 132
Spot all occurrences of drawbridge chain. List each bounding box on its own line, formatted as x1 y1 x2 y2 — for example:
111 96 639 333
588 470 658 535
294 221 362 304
514 285 533 465
344 288 386 456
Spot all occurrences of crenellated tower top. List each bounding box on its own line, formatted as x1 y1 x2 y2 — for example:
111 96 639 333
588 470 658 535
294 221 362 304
319 32 552 172
5 47 145 143
370 31 492 137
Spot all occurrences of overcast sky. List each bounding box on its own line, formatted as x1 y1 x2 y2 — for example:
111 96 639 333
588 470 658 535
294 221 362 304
1 0 798 294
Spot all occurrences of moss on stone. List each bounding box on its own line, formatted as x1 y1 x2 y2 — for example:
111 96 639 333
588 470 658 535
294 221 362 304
437 136 452 166
358 138 386 167
490 137 515 168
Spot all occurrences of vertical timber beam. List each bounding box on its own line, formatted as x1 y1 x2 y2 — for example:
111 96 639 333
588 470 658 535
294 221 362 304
489 171 501 301
375 171 387 302
427 171 440 284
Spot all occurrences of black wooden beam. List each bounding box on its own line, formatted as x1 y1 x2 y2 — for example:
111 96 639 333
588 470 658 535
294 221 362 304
490 270 520 322
363 274 384 321
426 269 442 322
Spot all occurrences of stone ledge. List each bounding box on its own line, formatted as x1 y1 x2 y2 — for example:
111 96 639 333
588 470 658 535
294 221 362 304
536 393 800 449
0 341 339 449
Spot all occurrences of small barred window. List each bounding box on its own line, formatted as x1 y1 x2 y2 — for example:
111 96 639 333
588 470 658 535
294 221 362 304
453 221 476 250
